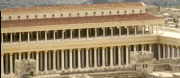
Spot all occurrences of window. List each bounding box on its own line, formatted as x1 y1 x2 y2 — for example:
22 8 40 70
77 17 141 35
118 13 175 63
52 14 55 18
101 12 104 15
21 32 28 41
132 10 135 14
64 29 70 39
117 11 120 14
26 16 29 19
88 28 95 37
29 32 37 41
109 11 112 15
12 32 20 42
55 30 62 39
8 16 12 20
68 13 71 17
93 12 96 16
85 12 88 16
43 15 47 18
72 29 79 38
77 13 80 16
60 14 63 17
38 31 45 40
34 15 38 18
80 29 87 38
105 27 111 36
124 10 127 14
17 16 21 19
97 28 103 36
47 31 54 40
3 33 11 42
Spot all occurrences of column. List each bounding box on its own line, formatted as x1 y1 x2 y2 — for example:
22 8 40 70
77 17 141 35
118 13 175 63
134 26 137 35
27 52 30 60
134 45 137 52
167 45 170 59
53 50 56 71
53 31 56 40
111 28 113 37
118 46 121 66
10 54 13 74
142 44 144 52
158 44 161 60
78 49 81 69
70 30 72 39
69 49 72 70
103 28 105 37
142 26 145 35
110 47 113 66
127 26 129 36
44 52 47 72
61 50 64 70
19 33 21 42
172 46 175 59
87 29 89 39
45 31 47 40
36 52 39 73
178 47 180 58
10 33 12 42
78 29 80 39
1 55 4 75
62 31 64 39
94 48 97 68
119 27 121 36
28 32 30 42
102 47 105 67
149 44 152 53
126 46 129 65
163 45 166 59
86 48 89 69
36 32 39 41
95 28 97 37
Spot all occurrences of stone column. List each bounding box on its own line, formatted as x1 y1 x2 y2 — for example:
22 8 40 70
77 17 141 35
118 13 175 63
10 54 13 74
142 44 144 52
149 44 152 53
102 47 105 68
53 31 56 40
10 33 13 43
178 47 180 58
19 33 21 42
118 46 121 66
86 48 89 69
78 29 80 39
45 31 47 40
53 50 56 71
28 32 30 42
44 52 47 72
127 27 129 36
110 47 113 67
36 52 39 73
95 28 97 37
134 26 137 35
87 29 89 39
142 26 145 35
172 46 175 59
61 50 64 70
1 55 4 75
69 49 73 70
111 28 113 37
36 32 39 41
126 46 129 65
119 27 121 36
78 49 81 69
94 48 97 68
103 28 105 37
163 45 166 59
158 44 161 60
167 45 171 59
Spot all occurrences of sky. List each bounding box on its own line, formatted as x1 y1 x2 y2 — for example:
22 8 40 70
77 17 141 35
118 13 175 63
0 0 179 10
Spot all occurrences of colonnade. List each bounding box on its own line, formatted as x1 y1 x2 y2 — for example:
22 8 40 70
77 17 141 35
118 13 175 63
2 25 155 43
1 44 163 75
157 44 180 60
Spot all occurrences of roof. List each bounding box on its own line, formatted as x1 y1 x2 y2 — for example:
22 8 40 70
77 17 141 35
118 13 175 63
1 2 144 14
1 13 162 28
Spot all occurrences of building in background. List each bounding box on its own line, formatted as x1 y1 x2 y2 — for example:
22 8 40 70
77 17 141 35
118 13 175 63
1 2 180 78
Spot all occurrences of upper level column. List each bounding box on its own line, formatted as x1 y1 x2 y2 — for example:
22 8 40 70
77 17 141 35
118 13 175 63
1 55 4 75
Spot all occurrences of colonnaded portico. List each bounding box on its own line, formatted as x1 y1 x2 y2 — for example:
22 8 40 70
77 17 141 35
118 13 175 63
1 2 180 78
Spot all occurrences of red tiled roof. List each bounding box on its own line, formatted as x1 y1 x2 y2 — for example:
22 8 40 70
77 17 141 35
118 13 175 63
2 13 162 28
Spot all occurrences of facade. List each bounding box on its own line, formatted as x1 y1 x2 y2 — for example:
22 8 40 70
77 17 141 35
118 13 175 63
1 2 180 78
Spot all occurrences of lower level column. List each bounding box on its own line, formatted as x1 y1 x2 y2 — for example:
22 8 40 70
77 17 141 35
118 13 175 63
10 54 13 74
126 46 129 65
1 55 4 75
36 52 39 73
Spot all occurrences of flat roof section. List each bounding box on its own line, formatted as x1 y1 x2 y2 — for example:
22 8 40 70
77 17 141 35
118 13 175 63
2 13 163 28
